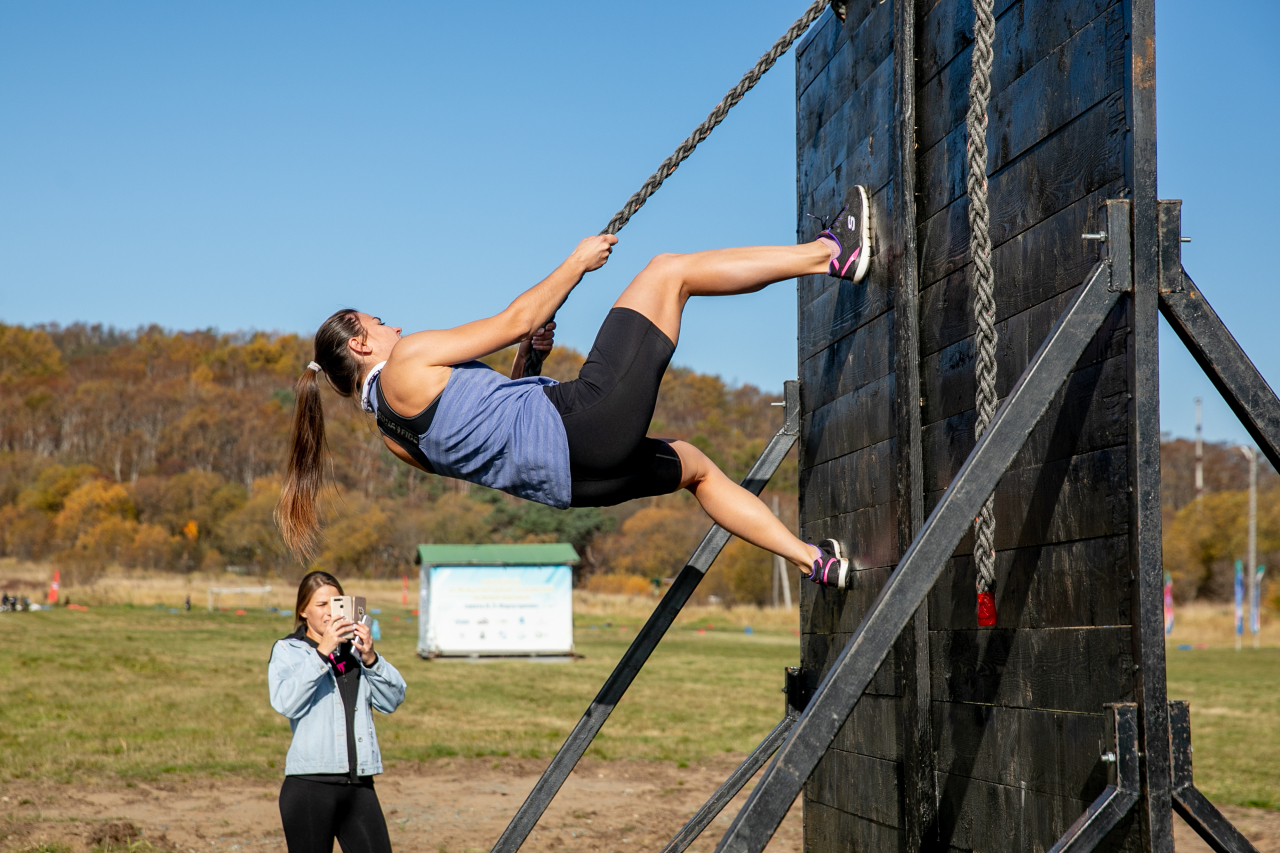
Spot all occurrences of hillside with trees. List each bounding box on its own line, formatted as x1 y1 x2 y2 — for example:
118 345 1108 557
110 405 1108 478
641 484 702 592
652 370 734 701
1 321 1274 607
0 322 795 605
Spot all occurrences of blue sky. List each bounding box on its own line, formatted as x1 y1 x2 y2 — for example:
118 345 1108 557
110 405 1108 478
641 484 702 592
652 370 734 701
1 1 1276 445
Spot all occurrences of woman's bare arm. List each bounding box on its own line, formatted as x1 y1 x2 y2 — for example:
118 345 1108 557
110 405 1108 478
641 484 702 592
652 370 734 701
390 236 613 372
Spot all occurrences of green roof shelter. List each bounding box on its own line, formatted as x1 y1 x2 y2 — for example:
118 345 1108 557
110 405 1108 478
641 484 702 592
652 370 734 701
415 543 579 659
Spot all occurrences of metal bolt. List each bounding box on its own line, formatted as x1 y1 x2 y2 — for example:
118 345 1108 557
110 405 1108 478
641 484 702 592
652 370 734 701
1181 237 1192 243
1082 232 1107 241
1102 752 1117 763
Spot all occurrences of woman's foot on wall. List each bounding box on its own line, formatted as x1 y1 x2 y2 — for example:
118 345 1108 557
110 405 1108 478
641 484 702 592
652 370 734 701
815 185 871 283
806 538 851 589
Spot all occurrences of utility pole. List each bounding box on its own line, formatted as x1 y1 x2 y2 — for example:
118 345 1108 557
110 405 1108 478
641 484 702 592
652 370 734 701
1240 445 1258 649
772 496 791 610
1195 397 1204 502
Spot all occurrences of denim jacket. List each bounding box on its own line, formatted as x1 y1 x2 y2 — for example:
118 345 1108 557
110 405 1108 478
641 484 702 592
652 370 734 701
267 633 407 776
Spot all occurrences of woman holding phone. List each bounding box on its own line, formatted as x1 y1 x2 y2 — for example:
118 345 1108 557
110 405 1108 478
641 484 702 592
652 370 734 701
269 571 407 853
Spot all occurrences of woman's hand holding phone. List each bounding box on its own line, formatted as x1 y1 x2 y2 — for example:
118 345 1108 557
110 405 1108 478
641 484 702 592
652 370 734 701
352 620 376 666
316 616 355 657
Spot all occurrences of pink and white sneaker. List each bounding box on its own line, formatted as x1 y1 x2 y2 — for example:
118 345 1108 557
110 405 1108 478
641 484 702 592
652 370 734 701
808 538 851 589
816 185 871 283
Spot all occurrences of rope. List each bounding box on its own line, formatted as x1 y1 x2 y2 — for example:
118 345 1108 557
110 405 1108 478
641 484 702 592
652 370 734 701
967 0 998 625
525 0 834 377
599 0 831 236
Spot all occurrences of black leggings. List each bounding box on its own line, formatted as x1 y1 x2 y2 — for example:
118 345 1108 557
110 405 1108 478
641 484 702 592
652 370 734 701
543 307 684 506
279 776 392 853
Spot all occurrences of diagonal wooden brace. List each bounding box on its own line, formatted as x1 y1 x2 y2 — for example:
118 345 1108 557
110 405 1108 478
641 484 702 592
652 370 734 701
1168 702 1260 853
1158 200 1280 473
489 382 800 853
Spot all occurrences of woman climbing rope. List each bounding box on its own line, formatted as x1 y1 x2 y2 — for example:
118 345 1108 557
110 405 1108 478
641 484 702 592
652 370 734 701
277 190 871 589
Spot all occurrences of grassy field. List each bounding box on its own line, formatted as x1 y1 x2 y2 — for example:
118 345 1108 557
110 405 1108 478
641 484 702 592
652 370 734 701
0 594 800 786
0 590 1276 812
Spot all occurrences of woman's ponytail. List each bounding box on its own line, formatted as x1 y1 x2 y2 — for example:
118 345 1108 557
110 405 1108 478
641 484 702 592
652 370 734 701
276 309 367 562
278 366 328 560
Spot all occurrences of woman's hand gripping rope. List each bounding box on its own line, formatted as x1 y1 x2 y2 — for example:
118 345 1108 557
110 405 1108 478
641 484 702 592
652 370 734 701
516 234 616 378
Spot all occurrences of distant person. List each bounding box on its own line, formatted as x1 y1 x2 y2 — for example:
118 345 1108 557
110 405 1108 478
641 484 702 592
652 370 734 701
184 594 191 612
277 199 874 591
268 571 406 853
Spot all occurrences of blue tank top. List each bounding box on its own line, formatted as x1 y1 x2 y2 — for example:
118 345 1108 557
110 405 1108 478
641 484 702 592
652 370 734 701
365 361 572 509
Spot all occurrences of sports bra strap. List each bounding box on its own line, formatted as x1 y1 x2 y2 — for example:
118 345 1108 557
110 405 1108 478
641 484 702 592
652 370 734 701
373 377 440 476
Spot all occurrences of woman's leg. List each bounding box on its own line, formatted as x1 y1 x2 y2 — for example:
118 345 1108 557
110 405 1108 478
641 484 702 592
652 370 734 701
279 778 342 853
334 784 392 853
670 440 820 573
613 242 832 347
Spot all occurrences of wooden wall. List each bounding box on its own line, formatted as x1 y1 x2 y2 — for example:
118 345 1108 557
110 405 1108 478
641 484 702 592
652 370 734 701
794 1 1150 851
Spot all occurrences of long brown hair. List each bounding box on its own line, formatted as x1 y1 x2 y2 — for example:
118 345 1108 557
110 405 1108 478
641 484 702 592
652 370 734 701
276 309 367 561
294 570 344 629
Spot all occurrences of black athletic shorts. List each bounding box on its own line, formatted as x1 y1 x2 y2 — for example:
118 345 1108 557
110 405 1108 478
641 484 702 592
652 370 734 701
543 307 684 507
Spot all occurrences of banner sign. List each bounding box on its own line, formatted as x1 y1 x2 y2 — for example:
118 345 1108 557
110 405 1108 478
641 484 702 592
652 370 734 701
421 565 574 657
1234 560 1244 637
1251 565 1266 635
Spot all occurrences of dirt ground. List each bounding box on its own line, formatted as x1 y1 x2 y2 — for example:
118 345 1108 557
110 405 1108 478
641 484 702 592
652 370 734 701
1 756 1276 853
0 756 800 853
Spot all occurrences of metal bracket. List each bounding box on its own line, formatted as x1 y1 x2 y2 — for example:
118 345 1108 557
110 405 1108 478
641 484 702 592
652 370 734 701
1169 701 1260 853
1103 199 1133 293
783 666 811 717
1046 704 1141 853
1158 200 1187 293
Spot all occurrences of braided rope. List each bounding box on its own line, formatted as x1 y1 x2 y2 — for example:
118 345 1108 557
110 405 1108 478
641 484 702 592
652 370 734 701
599 0 831 236
967 0 998 621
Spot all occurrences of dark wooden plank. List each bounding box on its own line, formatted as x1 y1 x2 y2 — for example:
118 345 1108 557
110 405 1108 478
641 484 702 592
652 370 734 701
928 535 1132 630
802 800 904 853
891 5 934 846
797 0 896 146
918 95 1126 289
929 626 1135 711
801 372 896 469
925 446 1130 556
800 628 902 698
917 0 1039 88
800 500 900 568
796 7 844 93
917 2 1122 156
935 772 1098 853
921 352 1130 492
918 180 1118 358
800 436 896 522
800 309 895 414
796 0 884 96
920 280 1128 426
798 51 895 208
933 703 1109 800
919 74 1123 226
802 565 892 636
832 692 903 760
811 748 902 827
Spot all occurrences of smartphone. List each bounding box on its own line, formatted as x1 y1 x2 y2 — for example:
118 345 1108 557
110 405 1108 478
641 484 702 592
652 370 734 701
329 595 367 642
